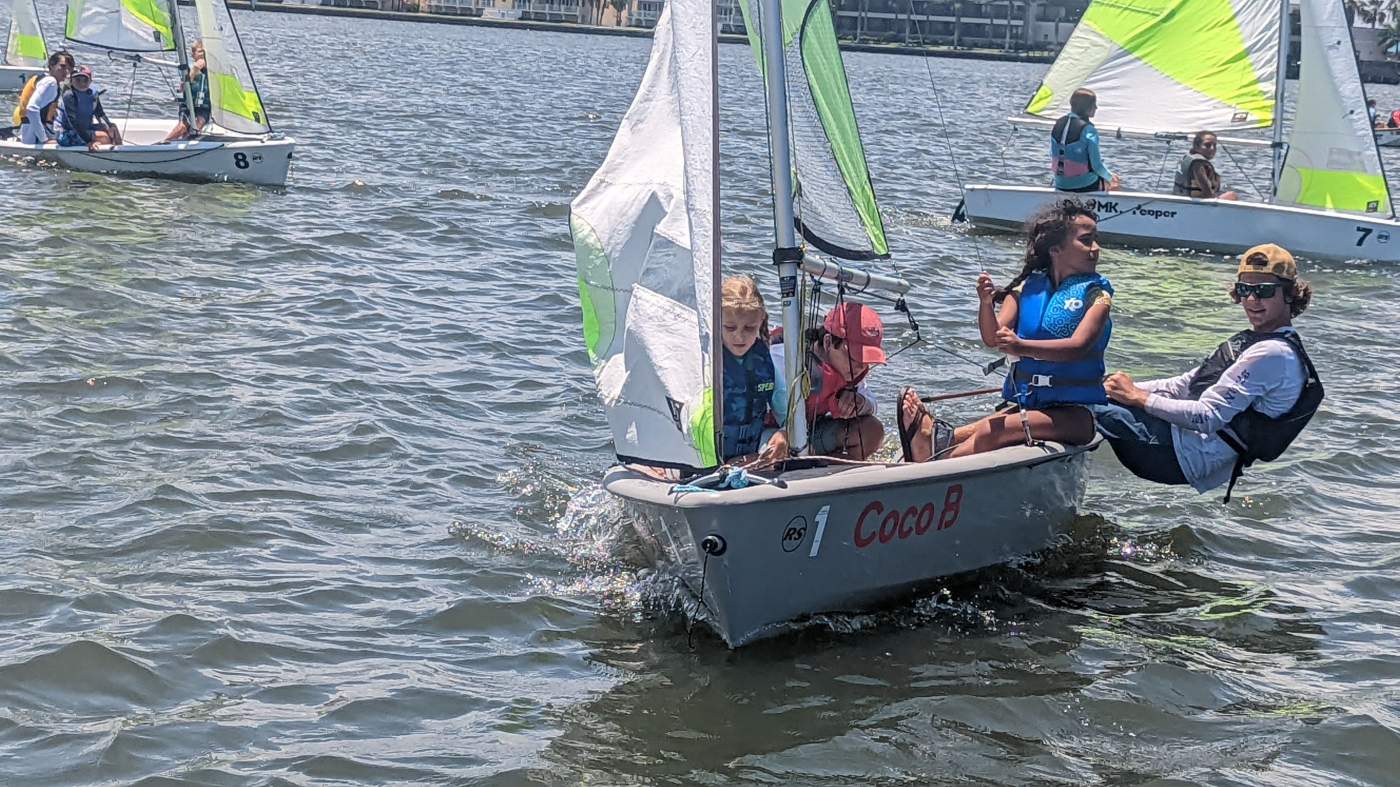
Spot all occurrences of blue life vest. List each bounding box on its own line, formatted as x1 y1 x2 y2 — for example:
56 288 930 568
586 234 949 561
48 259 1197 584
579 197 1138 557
58 88 102 142
1001 271 1113 409
722 340 777 459
1050 113 1099 191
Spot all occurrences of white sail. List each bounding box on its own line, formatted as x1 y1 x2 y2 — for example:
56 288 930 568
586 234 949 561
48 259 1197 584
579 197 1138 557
1276 0 1392 216
65 0 174 52
569 0 719 469
6 0 48 67
1025 0 1280 135
194 0 270 134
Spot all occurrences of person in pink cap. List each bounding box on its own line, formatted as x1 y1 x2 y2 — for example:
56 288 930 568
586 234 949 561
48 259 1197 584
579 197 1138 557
770 301 886 460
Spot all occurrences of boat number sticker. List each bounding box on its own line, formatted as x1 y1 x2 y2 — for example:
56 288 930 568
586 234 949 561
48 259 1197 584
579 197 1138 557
781 515 807 553
1355 226 1373 246
809 505 830 559
853 484 963 549
234 152 249 170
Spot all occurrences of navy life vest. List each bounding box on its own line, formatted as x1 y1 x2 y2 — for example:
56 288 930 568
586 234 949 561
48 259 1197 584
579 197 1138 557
722 340 777 459
1186 329 1324 501
59 88 103 143
1002 271 1113 409
1050 113 1096 189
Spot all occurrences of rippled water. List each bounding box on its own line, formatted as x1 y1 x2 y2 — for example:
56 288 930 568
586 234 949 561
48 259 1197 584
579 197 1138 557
1 6 1398 784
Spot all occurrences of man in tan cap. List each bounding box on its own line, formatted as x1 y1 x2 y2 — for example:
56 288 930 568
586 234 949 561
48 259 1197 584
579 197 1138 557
1088 243 1324 501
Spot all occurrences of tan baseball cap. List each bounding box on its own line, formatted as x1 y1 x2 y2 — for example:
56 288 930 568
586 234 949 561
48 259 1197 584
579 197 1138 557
1238 243 1297 281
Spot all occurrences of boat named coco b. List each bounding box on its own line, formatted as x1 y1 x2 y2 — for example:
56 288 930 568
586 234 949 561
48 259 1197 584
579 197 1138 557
0 0 293 186
572 0 1098 647
961 0 1400 263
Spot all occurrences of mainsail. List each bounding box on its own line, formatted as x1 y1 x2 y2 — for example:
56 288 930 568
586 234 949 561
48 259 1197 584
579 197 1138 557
739 0 888 260
65 0 174 52
5 0 47 68
570 0 719 469
1276 0 1392 215
195 0 270 134
1025 0 1280 135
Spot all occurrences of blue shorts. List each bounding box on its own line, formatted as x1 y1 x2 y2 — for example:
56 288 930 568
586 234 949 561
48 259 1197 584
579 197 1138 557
1087 403 1189 485
58 130 86 147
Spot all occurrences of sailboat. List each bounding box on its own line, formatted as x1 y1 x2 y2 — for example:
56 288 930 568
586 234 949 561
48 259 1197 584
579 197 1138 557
961 0 1400 263
571 0 1100 647
0 0 294 185
1 0 47 90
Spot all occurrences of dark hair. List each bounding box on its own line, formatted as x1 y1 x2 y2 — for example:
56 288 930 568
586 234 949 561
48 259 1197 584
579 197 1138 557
995 198 1099 303
1191 130 1217 149
1286 277 1313 317
48 50 73 68
804 326 842 348
1070 88 1097 116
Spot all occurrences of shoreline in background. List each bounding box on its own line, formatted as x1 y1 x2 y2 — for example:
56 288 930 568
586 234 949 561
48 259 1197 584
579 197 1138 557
218 1 1056 64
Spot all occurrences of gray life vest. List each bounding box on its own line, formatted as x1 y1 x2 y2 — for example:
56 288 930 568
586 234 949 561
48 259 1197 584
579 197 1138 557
1172 152 1218 197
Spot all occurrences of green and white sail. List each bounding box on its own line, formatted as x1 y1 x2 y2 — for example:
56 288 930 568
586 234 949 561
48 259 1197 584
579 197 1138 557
65 0 174 52
195 0 269 134
570 0 719 469
1276 0 1392 216
5 0 48 68
739 0 888 260
1025 0 1280 134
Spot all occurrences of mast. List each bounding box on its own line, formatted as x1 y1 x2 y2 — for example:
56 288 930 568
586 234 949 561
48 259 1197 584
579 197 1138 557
758 0 810 453
167 0 198 131
709 0 724 460
1270 0 1290 199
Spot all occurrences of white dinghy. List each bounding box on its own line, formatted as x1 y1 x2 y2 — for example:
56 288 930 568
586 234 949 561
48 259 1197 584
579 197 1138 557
962 0 1400 263
1 0 46 90
1376 127 1400 148
0 0 293 185
572 0 1098 647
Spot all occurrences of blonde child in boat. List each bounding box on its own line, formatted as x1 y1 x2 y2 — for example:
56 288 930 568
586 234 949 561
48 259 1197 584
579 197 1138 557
719 275 788 465
900 198 1113 461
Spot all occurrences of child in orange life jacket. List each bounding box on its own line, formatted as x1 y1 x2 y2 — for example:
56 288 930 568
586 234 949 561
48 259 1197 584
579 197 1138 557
719 276 788 464
770 302 887 461
899 198 1112 461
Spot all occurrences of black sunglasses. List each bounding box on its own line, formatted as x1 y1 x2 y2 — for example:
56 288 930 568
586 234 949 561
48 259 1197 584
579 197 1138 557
1232 281 1283 300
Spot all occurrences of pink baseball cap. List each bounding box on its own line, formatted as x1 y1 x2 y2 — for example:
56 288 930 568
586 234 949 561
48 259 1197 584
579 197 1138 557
824 302 887 365
71 66 92 79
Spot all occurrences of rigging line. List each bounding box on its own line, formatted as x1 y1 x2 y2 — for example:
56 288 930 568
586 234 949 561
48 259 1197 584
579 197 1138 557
121 59 139 142
911 12 985 267
1153 140 1174 191
1219 142 1265 199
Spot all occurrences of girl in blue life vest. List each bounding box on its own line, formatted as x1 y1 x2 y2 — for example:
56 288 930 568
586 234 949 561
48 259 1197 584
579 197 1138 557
898 199 1112 461
720 275 788 464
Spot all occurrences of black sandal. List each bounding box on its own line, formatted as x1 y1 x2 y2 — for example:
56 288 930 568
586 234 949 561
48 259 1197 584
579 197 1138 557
897 387 929 463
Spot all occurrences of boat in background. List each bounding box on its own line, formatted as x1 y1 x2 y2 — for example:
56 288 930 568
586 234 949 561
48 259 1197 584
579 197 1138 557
0 0 294 185
1376 127 1400 148
572 0 1098 647
962 0 1400 263
1 0 47 90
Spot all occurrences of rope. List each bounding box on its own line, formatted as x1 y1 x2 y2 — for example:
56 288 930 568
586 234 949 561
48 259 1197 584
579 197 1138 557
686 548 712 648
1219 142 1265 199
120 59 139 143
1153 140 1174 191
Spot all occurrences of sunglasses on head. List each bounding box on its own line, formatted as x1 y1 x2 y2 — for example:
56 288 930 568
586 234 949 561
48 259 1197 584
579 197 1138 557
1232 281 1283 300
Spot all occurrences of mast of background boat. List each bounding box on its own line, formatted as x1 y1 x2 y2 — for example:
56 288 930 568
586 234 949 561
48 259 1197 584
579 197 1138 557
166 0 197 131
758 0 810 453
1269 0 1290 199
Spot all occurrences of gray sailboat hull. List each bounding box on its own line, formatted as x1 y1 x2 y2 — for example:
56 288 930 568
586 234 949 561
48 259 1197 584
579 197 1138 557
606 439 1098 647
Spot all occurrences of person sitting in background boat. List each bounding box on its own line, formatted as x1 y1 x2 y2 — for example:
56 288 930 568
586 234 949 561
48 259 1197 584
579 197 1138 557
1088 244 1322 501
1050 88 1119 194
1389 109 1400 129
1171 131 1237 201
1368 99 1380 127
16 51 74 145
771 302 886 461
900 199 1112 462
719 275 788 465
161 40 211 143
56 67 121 150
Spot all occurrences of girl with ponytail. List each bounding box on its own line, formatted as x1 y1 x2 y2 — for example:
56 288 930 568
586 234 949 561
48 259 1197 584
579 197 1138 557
898 198 1114 462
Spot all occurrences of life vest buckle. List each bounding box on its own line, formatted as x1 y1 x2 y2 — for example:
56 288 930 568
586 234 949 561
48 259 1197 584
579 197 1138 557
1028 374 1054 388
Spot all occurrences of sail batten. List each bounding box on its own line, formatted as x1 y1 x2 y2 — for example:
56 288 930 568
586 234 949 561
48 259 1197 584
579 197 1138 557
65 0 174 52
6 0 48 67
1276 0 1392 216
740 0 889 260
1027 0 1280 135
570 0 718 469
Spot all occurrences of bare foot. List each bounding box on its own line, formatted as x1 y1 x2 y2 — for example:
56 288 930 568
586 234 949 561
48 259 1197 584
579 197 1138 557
899 387 935 463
